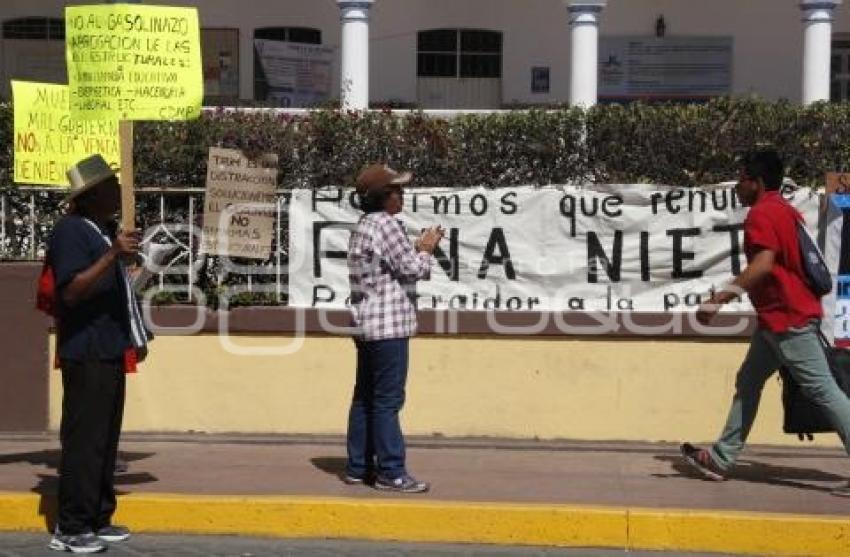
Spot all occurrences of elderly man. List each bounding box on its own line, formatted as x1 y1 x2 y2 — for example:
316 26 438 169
343 164 443 493
47 154 148 553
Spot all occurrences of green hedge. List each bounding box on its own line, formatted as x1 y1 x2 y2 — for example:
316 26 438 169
3 98 850 191
4 98 850 304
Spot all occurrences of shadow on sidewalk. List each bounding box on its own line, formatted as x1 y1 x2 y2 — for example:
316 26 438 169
310 456 347 480
655 454 843 493
0 449 158 532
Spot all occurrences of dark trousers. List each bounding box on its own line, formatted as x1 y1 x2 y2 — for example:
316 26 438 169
57 358 125 535
346 338 409 480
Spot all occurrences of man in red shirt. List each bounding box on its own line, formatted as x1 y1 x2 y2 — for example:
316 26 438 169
681 149 850 495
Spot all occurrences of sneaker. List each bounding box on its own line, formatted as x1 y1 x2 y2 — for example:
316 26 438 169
48 531 107 553
832 481 850 497
96 524 131 542
374 474 430 493
680 442 726 481
342 473 368 485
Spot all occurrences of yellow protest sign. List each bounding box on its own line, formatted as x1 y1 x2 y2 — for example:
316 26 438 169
12 81 120 187
65 4 203 121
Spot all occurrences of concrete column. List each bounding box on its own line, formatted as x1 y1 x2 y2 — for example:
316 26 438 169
566 1 606 107
337 0 374 110
801 0 842 104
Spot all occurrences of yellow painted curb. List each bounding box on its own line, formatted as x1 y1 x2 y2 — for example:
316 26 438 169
1 491 849 556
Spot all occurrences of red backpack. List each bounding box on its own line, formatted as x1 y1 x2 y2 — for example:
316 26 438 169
36 262 57 317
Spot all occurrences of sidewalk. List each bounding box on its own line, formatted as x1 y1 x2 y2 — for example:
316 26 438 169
0 434 848 556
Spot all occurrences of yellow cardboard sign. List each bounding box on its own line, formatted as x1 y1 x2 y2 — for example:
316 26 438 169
65 4 203 121
12 81 120 187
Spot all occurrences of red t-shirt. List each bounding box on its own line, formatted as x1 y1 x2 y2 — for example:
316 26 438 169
744 191 822 332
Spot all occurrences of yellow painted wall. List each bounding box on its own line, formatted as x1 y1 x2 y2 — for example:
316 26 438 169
48 334 841 447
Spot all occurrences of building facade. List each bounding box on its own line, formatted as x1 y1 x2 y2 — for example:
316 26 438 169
0 0 846 108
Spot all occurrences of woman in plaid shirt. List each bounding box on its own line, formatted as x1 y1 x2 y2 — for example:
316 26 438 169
344 164 443 493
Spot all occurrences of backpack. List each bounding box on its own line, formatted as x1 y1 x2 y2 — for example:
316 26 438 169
35 261 57 317
795 219 832 297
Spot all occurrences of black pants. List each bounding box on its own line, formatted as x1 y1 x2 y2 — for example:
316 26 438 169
57 358 125 535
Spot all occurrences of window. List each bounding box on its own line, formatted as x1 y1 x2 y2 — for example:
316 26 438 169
832 39 850 102
2 17 64 40
202 28 239 104
253 27 321 101
2 17 67 99
417 29 502 79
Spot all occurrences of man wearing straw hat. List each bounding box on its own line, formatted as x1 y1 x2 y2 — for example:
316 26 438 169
343 164 443 493
46 154 148 553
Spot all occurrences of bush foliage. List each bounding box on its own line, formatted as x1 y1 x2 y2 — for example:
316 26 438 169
3 98 850 305
3 98 850 192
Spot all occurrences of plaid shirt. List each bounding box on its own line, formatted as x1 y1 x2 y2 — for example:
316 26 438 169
348 212 432 341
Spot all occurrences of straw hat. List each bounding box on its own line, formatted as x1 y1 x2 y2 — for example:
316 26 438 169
65 154 119 201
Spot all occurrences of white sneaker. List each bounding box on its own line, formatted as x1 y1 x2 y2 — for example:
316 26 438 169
48 531 107 553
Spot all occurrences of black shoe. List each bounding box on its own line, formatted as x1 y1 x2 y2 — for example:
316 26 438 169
680 442 726 481
96 524 131 542
48 531 107 553
374 474 430 493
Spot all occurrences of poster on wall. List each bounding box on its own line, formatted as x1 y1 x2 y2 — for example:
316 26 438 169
201 147 278 260
531 67 550 94
599 36 733 101
287 183 820 314
254 39 333 107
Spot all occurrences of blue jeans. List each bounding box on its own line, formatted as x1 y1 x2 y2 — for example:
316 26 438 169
346 337 409 480
711 322 850 469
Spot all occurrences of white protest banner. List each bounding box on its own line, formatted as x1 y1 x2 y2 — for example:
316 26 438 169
254 39 333 107
201 147 277 260
288 184 820 313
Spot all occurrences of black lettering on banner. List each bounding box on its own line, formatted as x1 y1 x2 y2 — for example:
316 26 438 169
640 231 650 281
312 285 336 305
432 194 461 215
782 184 796 202
667 227 703 279
348 190 361 210
312 188 344 212
587 231 622 283
560 194 619 238
650 192 664 215
470 193 488 216
711 189 729 211
602 195 623 217
568 297 585 310
500 191 518 215
666 189 685 214
313 221 354 278
433 227 460 281
477 228 516 279
688 190 707 213
559 194 578 237
713 223 745 275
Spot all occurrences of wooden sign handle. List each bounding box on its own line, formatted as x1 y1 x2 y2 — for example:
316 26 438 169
119 120 135 231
